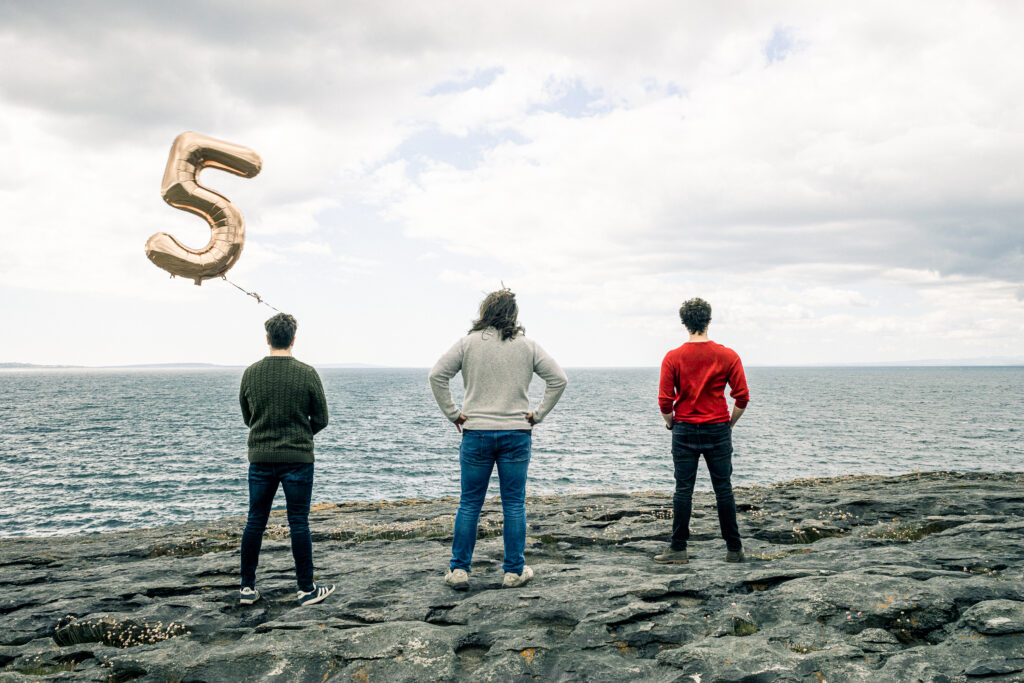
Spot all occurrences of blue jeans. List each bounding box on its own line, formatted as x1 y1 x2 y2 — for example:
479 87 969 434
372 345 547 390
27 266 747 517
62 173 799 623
451 430 531 575
671 421 742 552
240 462 315 592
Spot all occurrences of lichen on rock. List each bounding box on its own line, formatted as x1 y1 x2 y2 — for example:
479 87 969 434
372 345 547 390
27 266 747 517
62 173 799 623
1 470 1022 681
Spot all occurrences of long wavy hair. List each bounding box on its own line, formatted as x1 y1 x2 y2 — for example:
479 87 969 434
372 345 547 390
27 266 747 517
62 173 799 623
469 289 525 341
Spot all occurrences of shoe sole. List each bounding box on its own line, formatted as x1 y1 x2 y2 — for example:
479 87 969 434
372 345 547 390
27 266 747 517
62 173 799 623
298 586 335 606
239 598 259 605
446 581 469 591
653 558 689 564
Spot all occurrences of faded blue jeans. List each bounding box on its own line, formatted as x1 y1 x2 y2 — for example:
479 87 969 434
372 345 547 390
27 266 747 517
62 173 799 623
450 430 531 575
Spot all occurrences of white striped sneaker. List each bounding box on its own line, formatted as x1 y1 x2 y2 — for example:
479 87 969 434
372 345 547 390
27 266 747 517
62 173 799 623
297 584 335 606
239 586 260 605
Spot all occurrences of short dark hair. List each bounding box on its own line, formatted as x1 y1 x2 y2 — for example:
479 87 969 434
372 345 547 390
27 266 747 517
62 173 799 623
678 298 711 334
469 288 525 341
265 313 297 349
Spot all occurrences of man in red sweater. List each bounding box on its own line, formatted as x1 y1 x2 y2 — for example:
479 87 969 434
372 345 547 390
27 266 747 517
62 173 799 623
656 297 749 564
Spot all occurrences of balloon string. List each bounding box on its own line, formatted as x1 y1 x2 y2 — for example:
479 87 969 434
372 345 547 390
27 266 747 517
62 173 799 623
221 276 281 313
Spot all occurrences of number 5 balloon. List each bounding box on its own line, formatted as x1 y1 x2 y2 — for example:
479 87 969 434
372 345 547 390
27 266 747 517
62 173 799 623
145 132 262 285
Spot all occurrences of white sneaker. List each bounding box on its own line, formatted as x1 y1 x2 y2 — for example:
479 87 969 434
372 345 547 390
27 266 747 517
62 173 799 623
239 586 260 605
502 565 534 588
296 583 335 606
445 568 469 591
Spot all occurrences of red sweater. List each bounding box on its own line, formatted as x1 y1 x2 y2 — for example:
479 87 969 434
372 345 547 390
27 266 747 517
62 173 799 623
658 341 749 423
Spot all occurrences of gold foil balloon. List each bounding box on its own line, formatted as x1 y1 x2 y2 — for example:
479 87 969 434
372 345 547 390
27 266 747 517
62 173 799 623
145 132 262 284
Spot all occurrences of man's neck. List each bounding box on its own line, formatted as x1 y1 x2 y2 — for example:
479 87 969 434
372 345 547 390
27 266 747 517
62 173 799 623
687 332 710 343
269 348 292 357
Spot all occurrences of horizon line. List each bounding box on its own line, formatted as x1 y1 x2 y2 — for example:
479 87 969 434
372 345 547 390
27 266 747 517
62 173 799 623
3 360 1024 370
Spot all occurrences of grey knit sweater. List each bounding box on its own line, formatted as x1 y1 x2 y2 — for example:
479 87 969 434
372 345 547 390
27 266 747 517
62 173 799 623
239 356 328 463
429 328 568 431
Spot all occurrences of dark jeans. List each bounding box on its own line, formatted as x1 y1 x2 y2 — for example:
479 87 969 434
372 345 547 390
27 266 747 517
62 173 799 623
451 430 531 574
240 462 315 592
671 421 741 552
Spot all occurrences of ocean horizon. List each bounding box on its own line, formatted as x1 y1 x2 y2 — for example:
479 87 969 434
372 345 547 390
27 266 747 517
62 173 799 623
4 358 1024 370
2 366 1022 538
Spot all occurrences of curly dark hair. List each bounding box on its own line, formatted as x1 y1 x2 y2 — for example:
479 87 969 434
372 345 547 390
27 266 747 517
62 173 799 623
678 298 712 334
265 313 297 349
469 288 525 341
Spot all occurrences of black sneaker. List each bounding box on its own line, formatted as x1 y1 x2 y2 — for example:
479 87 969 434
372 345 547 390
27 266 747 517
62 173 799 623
725 549 745 563
239 586 260 605
297 584 335 606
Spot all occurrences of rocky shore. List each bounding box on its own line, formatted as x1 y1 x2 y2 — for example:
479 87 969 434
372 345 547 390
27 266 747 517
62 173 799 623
2 471 1023 682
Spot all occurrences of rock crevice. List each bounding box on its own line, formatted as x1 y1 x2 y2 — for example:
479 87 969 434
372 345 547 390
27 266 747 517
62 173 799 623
1 470 1022 681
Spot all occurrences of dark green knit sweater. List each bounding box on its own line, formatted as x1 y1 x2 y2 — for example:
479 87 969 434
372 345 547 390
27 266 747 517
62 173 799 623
239 356 328 463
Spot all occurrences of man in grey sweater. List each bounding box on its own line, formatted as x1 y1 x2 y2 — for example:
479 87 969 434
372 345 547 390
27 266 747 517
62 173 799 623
429 289 567 590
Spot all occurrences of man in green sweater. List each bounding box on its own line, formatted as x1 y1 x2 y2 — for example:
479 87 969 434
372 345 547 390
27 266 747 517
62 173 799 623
238 313 333 606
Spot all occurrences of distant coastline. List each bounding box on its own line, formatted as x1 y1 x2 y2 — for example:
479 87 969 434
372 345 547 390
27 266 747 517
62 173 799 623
3 359 1023 370
0 362 387 370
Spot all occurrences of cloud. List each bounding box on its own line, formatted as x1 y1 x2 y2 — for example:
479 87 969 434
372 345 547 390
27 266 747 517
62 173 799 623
380 21 1024 284
1 1 1022 364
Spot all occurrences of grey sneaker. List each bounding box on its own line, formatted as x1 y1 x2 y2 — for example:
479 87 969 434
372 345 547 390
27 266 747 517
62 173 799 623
653 548 689 564
725 549 745 563
502 565 534 588
239 586 260 605
445 568 469 591
297 583 335 606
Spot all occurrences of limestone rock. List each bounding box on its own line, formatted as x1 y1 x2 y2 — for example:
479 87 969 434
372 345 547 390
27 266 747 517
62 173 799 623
1 471 1023 680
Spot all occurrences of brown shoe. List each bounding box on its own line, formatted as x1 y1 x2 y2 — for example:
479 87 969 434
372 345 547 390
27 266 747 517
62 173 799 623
653 547 689 564
725 549 745 563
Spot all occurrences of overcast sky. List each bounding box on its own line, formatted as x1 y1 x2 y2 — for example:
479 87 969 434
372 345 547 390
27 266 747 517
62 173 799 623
1 1 1022 367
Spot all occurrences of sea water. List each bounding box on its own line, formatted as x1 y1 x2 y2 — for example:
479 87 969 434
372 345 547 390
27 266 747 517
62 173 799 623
1 367 1021 537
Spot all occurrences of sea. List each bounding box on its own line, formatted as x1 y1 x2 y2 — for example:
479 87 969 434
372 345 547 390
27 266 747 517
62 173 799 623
1 367 1021 538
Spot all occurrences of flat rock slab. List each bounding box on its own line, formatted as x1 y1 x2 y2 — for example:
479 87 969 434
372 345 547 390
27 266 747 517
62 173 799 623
1 470 1023 681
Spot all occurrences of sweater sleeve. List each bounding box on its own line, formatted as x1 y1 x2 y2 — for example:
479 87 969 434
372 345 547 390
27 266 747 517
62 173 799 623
239 368 252 426
308 368 329 435
658 351 677 415
530 341 568 423
428 337 465 422
728 357 750 409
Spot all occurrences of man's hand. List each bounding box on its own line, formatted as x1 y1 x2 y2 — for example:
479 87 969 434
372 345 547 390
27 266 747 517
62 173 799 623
525 412 537 426
454 413 467 433
661 411 675 430
729 406 745 429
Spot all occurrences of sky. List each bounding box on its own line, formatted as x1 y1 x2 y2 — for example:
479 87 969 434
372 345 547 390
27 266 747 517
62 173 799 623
1 1 1022 367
